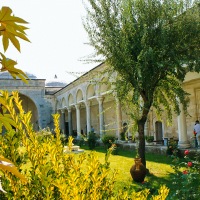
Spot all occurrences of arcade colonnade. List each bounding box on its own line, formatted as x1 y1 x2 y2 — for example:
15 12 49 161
55 68 125 139
54 65 192 149
56 91 190 148
57 95 123 139
1 67 197 149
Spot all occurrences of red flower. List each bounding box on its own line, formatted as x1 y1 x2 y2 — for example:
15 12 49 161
184 150 189 155
187 162 192 167
183 170 188 174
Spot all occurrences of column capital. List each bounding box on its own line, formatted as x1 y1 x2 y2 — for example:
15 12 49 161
61 109 65 114
67 107 72 112
113 91 117 97
115 96 120 104
60 106 68 113
85 100 91 107
75 104 80 110
97 96 104 104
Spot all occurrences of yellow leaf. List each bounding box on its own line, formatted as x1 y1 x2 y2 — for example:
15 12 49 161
15 31 30 43
0 7 12 21
4 57 18 67
0 6 30 52
0 156 14 164
0 53 29 83
0 159 27 182
5 25 29 43
5 31 20 51
2 34 9 51
0 25 5 31
0 116 13 131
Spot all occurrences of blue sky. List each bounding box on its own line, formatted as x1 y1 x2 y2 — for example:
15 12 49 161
0 0 96 83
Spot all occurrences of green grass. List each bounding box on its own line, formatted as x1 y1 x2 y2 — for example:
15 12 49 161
80 144 175 195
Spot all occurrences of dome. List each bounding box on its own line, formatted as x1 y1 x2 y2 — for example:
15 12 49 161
45 80 67 87
45 74 67 87
0 71 37 79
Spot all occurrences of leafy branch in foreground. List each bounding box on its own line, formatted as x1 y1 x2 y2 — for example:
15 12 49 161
0 6 30 82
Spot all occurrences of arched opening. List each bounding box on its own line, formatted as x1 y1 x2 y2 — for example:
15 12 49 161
68 94 74 106
87 84 96 98
76 89 84 102
155 121 163 143
99 77 111 95
19 94 39 131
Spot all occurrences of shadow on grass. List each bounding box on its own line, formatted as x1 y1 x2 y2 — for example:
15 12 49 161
79 143 177 198
80 144 174 165
114 173 174 198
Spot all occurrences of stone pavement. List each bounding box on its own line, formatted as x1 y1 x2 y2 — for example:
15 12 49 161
116 141 200 156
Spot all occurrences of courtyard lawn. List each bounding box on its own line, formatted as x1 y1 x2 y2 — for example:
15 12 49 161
80 145 175 196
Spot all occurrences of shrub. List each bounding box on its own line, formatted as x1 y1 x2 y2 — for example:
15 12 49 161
145 136 154 142
166 138 181 157
102 134 116 149
168 149 200 199
0 93 116 199
88 131 97 150
120 132 126 140
36 127 54 140
78 134 87 147
60 133 68 146
0 91 170 199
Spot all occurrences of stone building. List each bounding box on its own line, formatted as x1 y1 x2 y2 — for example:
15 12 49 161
1 63 200 148
0 71 66 130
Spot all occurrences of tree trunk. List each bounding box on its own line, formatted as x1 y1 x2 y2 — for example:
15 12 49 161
138 119 146 168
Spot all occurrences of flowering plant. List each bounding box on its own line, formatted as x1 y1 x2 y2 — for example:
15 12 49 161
166 138 181 157
169 149 200 199
194 130 197 136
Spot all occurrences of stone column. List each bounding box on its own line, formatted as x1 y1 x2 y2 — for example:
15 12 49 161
61 109 66 135
67 107 72 136
144 122 148 136
85 101 91 134
75 104 81 138
177 103 190 148
97 97 104 138
116 98 122 140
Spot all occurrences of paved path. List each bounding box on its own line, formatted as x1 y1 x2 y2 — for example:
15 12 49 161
117 141 200 156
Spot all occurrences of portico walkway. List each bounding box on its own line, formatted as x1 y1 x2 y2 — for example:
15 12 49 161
116 142 200 156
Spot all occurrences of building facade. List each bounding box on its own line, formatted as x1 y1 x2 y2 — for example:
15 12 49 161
1 64 200 148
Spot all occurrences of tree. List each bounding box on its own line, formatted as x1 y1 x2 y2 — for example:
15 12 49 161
83 0 200 167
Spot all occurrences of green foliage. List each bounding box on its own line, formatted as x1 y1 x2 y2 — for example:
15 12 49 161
166 138 181 157
0 5 31 187
36 127 53 141
102 134 116 149
145 136 154 143
83 0 199 116
83 0 200 165
168 150 200 199
0 92 116 199
0 5 173 198
0 91 171 199
59 133 68 146
0 6 30 190
88 131 98 150
120 132 126 141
